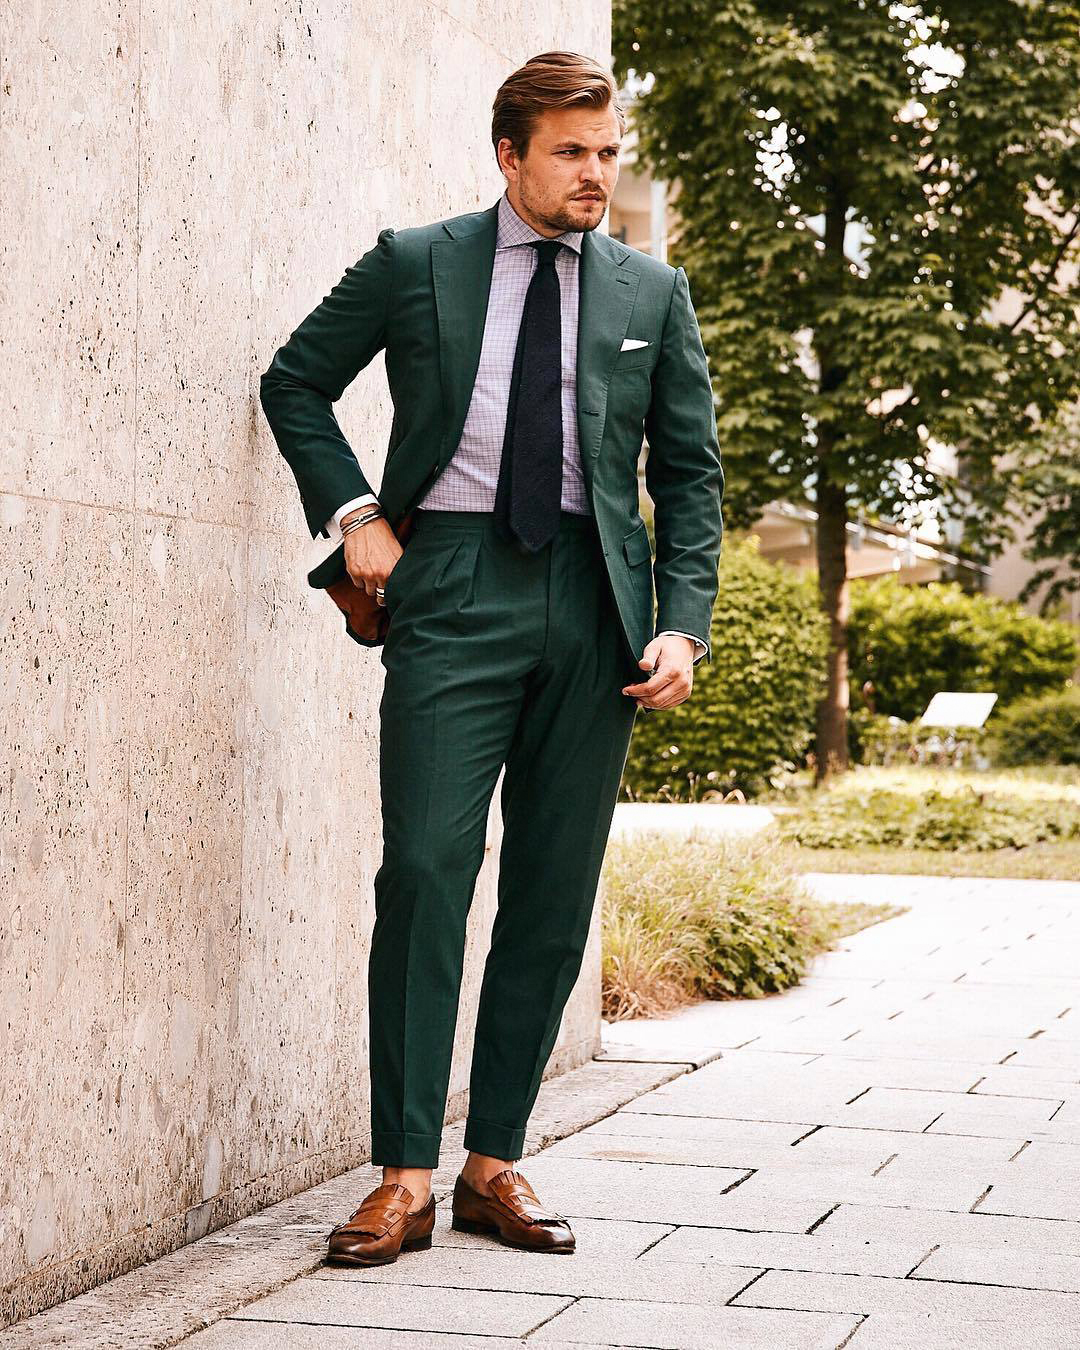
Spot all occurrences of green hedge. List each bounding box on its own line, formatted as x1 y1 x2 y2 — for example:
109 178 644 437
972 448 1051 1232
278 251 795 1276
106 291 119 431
987 688 1080 767
849 575 1078 723
622 534 828 798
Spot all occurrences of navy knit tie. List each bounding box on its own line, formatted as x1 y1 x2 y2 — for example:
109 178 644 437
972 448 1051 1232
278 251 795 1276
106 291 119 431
494 239 565 552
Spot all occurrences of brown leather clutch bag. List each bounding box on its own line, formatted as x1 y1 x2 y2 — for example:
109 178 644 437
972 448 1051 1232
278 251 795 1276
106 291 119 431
324 510 415 643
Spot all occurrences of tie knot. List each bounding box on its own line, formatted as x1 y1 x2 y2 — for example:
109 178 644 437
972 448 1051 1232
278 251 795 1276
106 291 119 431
531 239 563 270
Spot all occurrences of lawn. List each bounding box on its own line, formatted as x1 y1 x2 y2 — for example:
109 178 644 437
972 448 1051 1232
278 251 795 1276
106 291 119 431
766 765 1080 882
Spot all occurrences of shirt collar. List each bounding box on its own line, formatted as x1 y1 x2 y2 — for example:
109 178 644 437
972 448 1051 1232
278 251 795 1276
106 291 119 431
496 191 583 255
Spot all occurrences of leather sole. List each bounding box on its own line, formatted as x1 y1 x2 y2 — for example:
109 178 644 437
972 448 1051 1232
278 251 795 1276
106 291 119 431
450 1214 574 1253
324 1231 433 1268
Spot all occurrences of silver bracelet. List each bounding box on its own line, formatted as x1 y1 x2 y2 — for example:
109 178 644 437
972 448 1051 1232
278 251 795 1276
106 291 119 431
341 507 384 537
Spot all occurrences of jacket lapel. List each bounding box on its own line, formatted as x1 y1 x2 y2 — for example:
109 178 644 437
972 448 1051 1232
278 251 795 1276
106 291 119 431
575 230 641 466
430 203 499 471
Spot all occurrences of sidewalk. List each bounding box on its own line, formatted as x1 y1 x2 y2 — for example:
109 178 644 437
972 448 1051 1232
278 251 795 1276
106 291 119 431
5 873 1080 1348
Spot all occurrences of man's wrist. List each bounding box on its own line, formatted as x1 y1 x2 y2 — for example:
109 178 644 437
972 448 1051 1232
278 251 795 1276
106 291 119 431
341 503 385 537
656 629 708 664
331 494 380 533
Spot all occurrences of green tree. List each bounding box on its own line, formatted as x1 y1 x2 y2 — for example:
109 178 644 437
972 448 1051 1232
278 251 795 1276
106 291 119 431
1016 404 1080 614
614 1 1080 780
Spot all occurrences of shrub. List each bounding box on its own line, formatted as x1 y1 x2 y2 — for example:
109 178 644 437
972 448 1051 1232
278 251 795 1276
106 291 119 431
849 708 990 768
600 829 899 1020
622 534 828 799
987 687 1080 767
848 575 1078 722
780 785 1079 851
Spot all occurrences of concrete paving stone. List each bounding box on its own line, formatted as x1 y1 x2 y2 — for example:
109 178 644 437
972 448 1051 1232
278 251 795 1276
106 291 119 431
622 1091 1016 1135
975 1180 1080 1222
539 1127 805 1169
1008 1140 1080 1179
970 1068 1080 1099
311 1250 761 1304
928 1107 1065 1139
728 1164 992 1213
886 1008 1067 1038
637 1227 928 1277
805 954 978 984
798 1055 989 1094
845 1086 1058 1134
789 1125 1019 1169
914 1242 1080 1293
228 1279 571 1337
733 1268 1080 1324
594 1042 724 1068
790 1036 1039 1064
846 1313 1072 1349
621 1076 863 1123
1042 1096 1080 1130
183 1326 530 1350
577 1112 811 1147
501 1155 833 1231
529 1296 861 1349
1004 1042 1080 1074
817 1203 1080 1257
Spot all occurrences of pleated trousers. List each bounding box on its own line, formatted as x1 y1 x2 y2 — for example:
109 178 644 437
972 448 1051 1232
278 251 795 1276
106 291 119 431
370 506 639 1166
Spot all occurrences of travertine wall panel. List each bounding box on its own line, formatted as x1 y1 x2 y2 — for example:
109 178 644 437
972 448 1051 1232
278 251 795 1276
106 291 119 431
0 4 139 507
0 494 132 1287
1 0 609 1327
134 4 257 523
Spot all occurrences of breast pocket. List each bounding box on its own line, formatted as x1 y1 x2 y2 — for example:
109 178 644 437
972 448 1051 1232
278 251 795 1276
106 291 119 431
613 342 655 374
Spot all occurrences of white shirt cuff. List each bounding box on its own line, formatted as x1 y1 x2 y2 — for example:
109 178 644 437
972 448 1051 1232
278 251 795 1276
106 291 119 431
657 630 709 665
324 494 381 541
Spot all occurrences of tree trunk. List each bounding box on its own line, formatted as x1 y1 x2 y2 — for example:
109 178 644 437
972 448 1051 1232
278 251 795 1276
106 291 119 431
813 184 852 785
815 471 850 782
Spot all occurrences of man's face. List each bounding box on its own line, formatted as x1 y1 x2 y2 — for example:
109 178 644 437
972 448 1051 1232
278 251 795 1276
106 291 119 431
499 104 621 236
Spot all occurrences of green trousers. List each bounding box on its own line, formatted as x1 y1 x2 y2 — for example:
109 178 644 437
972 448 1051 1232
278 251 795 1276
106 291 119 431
369 507 639 1166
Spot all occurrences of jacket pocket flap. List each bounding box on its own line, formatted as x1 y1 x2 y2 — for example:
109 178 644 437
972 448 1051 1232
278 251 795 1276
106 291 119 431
622 523 652 566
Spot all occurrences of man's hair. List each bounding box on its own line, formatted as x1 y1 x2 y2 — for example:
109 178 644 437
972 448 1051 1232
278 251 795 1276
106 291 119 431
491 51 626 161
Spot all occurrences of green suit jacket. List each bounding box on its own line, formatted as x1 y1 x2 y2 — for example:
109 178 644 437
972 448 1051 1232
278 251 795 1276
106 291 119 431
259 198 724 666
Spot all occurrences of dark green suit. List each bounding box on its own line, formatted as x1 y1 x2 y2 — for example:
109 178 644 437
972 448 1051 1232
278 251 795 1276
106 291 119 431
260 198 723 1166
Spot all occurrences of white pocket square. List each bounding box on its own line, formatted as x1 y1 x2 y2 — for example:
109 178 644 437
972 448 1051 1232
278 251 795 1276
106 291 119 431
620 338 650 351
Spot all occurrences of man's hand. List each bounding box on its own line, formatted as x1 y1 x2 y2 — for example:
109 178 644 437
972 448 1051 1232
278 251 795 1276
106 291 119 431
342 509 403 602
621 635 696 710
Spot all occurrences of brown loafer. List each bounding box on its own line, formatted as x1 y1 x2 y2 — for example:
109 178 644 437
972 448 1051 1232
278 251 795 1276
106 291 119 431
325 1182 435 1266
451 1168 575 1253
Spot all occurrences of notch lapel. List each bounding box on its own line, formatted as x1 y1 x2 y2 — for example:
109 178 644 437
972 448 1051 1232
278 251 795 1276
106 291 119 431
575 230 641 467
430 203 499 472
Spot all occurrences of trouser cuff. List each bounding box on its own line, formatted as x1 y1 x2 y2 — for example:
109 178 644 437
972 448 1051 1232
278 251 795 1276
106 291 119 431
371 1129 443 1167
463 1115 527 1160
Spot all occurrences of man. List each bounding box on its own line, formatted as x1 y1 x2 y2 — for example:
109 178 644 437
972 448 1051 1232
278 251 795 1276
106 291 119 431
259 50 723 1265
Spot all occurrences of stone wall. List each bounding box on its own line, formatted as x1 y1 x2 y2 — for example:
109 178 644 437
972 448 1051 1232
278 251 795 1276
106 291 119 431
0 1 608 1325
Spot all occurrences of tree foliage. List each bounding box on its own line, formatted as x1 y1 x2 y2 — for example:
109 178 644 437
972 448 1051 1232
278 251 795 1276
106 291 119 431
613 1 1080 553
1016 403 1080 612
